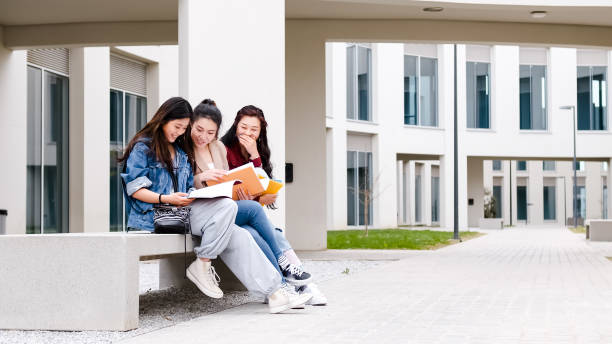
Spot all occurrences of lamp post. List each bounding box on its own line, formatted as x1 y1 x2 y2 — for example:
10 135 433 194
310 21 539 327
560 105 577 229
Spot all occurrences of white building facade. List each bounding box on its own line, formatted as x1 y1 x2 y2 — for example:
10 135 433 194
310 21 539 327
326 42 612 230
4 1 612 249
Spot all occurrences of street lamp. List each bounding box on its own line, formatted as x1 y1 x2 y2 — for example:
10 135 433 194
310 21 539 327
560 105 578 229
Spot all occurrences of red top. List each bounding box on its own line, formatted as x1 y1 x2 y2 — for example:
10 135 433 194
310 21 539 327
226 142 262 170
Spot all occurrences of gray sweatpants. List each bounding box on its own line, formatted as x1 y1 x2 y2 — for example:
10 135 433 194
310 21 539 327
190 198 281 296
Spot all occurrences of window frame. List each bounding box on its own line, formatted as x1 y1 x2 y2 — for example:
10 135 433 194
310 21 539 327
346 44 373 122
26 63 70 235
403 54 439 127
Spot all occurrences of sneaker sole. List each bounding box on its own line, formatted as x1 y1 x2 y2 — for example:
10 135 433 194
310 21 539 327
269 293 312 314
284 276 313 287
186 268 223 299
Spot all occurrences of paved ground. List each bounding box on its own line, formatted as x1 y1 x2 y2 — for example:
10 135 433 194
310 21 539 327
119 227 612 344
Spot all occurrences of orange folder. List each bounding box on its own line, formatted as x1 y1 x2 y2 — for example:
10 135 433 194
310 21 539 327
207 163 265 200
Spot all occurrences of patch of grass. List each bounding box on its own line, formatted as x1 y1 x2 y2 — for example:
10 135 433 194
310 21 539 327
568 226 586 234
327 229 483 250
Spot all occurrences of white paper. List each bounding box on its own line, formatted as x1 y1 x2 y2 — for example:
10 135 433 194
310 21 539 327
188 180 235 199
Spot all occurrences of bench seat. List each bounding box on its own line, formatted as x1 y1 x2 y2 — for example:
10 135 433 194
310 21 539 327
0 233 242 331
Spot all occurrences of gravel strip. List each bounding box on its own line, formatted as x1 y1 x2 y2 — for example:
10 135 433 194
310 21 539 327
0 259 385 344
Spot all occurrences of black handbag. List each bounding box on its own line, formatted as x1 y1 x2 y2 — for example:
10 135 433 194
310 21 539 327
121 163 192 278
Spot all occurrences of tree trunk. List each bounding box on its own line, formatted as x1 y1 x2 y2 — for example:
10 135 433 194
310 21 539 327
364 193 369 237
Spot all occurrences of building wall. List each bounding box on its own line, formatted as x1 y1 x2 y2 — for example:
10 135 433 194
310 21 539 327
327 42 612 230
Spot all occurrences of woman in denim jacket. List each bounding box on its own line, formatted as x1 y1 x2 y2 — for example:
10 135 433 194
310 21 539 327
121 97 310 313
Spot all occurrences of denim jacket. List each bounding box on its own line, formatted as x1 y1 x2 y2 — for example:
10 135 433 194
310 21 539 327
121 139 193 231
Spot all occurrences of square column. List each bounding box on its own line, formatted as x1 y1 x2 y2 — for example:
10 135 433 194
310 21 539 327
0 29 27 234
179 0 286 228
286 20 326 249
69 47 110 233
467 157 484 228
397 161 404 225
329 127 347 229
408 161 416 225
423 162 432 226
608 158 612 220
527 160 544 225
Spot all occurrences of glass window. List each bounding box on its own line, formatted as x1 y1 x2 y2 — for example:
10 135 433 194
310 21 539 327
603 183 608 219
520 65 547 130
404 55 418 125
603 161 609 172
109 90 147 232
347 151 372 226
517 161 527 171
517 185 528 221
577 185 586 219
577 66 607 131
543 161 556 171
404 55 438 126
493 160 502 171
26 66 69 234
431 176 440 222
493 185 502 218
466 62 490 129
420 57 438 127
347 45 371 121
575 161 585 171
543 185 556 220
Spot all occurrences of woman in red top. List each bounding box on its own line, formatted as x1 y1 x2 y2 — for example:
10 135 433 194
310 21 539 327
221 105 327 305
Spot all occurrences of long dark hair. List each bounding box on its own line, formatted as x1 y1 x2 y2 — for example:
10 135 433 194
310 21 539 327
184 99 223 172
119 97 193 175
220 105 273 179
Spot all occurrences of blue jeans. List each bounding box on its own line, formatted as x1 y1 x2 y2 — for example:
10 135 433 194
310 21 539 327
235 200 285 274
242 225 293 275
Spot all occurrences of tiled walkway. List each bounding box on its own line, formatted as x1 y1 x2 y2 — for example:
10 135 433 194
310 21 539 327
121 227 612 344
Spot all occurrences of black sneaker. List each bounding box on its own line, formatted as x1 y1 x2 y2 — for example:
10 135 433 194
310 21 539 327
281 264 313 286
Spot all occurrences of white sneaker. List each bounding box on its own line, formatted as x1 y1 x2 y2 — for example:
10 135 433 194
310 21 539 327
268 283 312 313
300 283 328 306
186 259 223 299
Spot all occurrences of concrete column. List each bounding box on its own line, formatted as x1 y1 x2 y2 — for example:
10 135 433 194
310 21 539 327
397 160 404 225
0 29 27 234
527 160 544 225
503 161 512 225
585 162 602 220
608 158 612 220
467 157 484 228
69 47 110 233
371 43 401 229
157 46 179 110
327 43 348 230
408 161 416 225
286 20 326 249
423 162 432 226
179 0 286 229
329 127 347 229
509 161 518 226
403 161 410 224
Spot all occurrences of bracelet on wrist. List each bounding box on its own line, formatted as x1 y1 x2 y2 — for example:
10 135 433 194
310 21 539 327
159 193 163 204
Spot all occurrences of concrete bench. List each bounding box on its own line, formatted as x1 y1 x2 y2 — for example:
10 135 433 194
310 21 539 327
587 220 612 241
479 218 504 229
0 233 243 331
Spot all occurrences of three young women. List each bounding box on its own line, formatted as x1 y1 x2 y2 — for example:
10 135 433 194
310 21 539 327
120 97 311 313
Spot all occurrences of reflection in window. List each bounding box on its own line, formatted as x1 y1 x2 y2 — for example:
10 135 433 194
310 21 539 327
109 90 147 232
431 176 440 223
577 66 607 130
347 45 372 121
466 62 490 129
347 151 373 226
26 66 69 234
492 160 502 171
520 65 547 130
404 55 438 126
517 161 527 171
404 55 418 125
543 185 556 220
543 161 556 171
